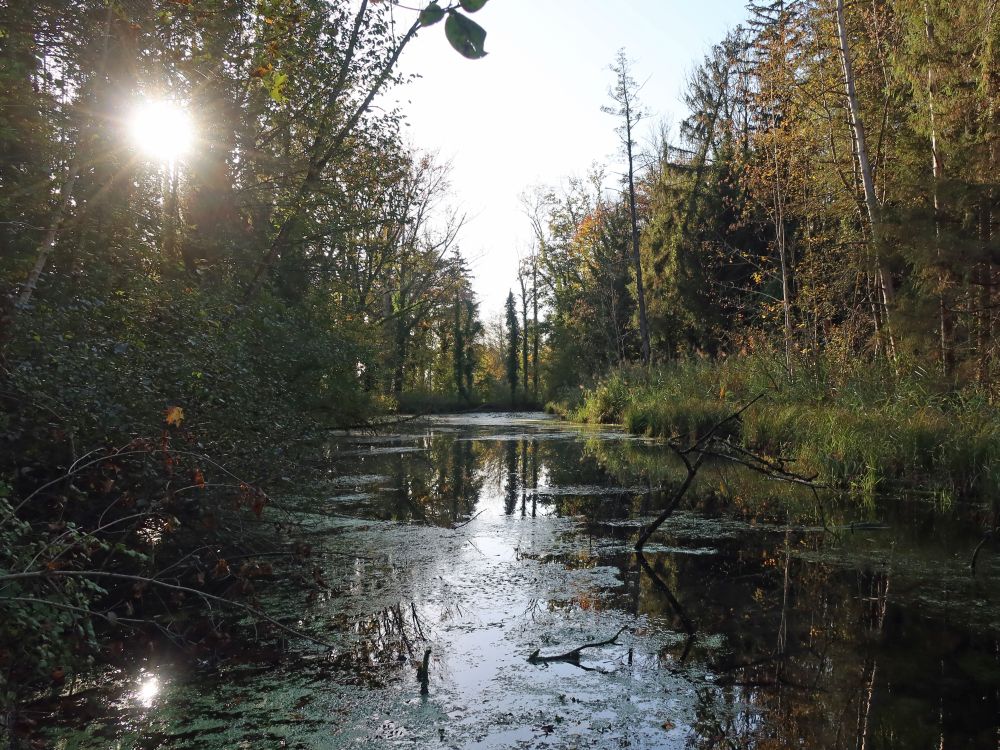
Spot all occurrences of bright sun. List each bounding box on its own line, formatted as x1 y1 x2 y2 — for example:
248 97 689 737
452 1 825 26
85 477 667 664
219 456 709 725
128 100 193 162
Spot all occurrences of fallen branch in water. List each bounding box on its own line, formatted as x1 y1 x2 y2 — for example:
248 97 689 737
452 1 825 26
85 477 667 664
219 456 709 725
971 530 995 573
528 626 628 664
636 393 825 552
451 509 486 529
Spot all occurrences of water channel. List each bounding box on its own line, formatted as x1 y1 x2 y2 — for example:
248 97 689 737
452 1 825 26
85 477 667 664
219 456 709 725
41 413 1000 748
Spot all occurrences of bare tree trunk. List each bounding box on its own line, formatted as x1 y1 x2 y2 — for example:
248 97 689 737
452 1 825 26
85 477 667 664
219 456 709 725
532 257 539 399
626 120 652 366
924 3 952 375
835 0 896 359
519 271 529 396
607 53 652 366
16 163 80 310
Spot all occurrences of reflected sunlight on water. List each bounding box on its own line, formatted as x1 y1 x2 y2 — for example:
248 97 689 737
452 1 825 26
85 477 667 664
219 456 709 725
135 672 160 708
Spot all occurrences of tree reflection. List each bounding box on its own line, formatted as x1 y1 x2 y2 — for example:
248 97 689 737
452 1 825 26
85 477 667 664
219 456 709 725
504 439 519 515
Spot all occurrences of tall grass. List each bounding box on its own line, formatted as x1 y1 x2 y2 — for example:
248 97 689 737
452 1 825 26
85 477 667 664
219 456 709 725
555 354 1000 501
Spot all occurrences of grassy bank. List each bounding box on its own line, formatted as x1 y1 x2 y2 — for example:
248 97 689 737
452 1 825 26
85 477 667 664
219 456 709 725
548 355 1000 501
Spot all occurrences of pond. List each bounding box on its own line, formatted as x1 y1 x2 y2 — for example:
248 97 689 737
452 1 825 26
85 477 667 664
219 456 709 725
40 413 1000 748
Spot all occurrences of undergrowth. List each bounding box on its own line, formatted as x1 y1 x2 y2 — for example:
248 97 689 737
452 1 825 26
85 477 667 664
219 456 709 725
552 354 1000 501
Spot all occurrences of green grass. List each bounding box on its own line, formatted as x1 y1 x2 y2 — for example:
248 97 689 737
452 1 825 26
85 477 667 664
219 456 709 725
552 354 1000 501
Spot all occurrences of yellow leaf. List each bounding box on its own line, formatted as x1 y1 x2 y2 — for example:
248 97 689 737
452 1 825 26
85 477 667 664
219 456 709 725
165 406 185 427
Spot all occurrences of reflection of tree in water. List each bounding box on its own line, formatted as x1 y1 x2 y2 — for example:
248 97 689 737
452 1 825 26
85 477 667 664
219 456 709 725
343 426 1000 748
325 603 430 686
504 439 519 515
373 434 485 526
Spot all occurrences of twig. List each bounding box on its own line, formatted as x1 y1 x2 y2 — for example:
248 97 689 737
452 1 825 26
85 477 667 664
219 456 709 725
451 509 486 529
636 393 824 552
635 450 705 551
971 530 994 573
0 570 333 650
528 626 628 664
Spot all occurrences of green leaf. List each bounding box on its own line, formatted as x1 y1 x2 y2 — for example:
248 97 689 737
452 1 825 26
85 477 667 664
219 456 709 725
266 71 288 103
419 2 446 26
445 11 488 59
459 0 489 12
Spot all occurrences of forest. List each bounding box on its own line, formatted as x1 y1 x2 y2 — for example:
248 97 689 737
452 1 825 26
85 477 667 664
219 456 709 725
539 0 1000 503
1 0 998 747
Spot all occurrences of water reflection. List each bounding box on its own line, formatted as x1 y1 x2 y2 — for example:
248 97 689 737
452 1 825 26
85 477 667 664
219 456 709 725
38 414 1000 749
136 673 160 708
321 416 1000 749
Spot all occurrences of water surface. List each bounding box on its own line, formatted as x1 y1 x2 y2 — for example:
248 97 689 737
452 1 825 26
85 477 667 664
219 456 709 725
41 413 1000 748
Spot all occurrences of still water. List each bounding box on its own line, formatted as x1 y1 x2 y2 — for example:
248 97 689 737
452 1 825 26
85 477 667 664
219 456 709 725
42 413 1000 748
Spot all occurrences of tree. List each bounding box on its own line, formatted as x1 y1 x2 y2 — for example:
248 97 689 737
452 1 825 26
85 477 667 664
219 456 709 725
505 291 520 404
833 0 896 360
603 49 652 365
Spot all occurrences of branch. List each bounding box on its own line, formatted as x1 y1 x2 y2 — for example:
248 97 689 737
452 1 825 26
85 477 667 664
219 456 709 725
527 626 628 664
0 570 333 650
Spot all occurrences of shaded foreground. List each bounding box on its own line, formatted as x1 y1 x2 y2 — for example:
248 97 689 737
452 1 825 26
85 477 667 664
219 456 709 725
36 414 1000 748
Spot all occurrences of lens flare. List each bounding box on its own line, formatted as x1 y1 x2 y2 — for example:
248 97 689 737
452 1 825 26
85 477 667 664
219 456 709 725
128 100 193 162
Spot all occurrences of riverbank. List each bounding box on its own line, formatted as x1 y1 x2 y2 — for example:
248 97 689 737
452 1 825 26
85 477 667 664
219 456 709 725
548 356 1000 502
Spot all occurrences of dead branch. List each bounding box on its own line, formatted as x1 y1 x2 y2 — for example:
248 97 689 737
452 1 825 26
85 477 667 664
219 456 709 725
636 393 823 552
0 570 333 650
971 530 994 573
527 626 628 664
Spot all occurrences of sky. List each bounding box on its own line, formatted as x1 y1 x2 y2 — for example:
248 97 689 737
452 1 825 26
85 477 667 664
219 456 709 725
393 0 750 314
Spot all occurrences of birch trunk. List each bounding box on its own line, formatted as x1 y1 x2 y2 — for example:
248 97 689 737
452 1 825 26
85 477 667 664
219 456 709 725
834 0 896 357
924 2 952 374
16 164 80 310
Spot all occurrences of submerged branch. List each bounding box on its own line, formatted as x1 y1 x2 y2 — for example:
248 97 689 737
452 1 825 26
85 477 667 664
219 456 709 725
527 626 628 664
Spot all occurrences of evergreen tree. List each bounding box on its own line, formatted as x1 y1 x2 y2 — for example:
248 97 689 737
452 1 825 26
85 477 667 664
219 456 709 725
505 291 520 404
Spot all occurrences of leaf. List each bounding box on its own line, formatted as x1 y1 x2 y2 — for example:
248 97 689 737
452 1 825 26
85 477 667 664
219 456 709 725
419 2 445 26
193 469 206 489
266 71 288 103
445 11 487 59
165 406 184 427
459 0 489 11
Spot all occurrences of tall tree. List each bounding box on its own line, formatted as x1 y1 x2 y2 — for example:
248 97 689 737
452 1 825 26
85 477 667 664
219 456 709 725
603 49 652 365
505 290 520 404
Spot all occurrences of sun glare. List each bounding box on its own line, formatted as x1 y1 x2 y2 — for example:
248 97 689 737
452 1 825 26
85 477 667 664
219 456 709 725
128 100 193 162
136 674 160 707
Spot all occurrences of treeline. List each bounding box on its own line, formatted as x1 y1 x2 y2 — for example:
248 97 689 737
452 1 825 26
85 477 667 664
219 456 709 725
532 0 998 394
0 0 499 445
0 0 494 720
